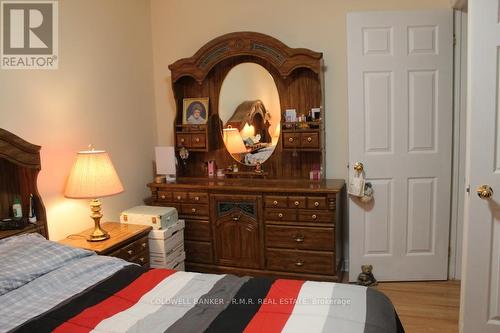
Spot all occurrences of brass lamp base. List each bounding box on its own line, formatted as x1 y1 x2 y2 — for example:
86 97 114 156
87 198 110 242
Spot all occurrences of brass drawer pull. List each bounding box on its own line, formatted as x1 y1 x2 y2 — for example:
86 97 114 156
278 213 284 218
273 200 278 206
127 249 133 256
194 196 200 201
232 216 240 221
312 214 317 220
294 201 300 206
314 201 320 207
180 138 185 143
295 260 304 267
177 195 181 200
288 137 294 142
141 242 147 248
195 137 200 143
307 137 312 142
294 235 305 243
139 257 145 263
191 208 197 213
161 195 166 199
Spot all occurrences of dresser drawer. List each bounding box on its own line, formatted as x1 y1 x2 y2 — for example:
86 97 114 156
265 209 297 221
283 133 300 148
131 250 149 267
176 133 191 147
191 134 206 148
306 196 327 209
265 196 288 208
115 235 149 261
184 219 211 241
288 196 306 209
266 225 334 251
181 204 209 217
188 192 208 204
267 248 334 275
185 240 213 264
298 210 334 223
157 191 172 202
173 192 188 202
301 132 319 149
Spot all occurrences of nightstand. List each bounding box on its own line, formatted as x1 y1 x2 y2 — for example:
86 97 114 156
59 222 152 267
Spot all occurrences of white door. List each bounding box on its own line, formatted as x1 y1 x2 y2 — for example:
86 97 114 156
460 0 500 331
347 11 453 281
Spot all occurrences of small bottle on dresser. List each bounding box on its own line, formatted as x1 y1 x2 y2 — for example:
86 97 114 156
12 197 22 218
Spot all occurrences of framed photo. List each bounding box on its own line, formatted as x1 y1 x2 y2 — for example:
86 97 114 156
183 98 209 125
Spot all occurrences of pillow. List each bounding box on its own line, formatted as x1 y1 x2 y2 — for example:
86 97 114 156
0 233 95 296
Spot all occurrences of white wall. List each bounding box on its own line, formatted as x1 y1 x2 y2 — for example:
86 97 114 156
150 0 452 179
0 0 157 240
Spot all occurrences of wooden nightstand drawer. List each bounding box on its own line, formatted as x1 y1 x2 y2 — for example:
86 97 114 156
283 133 300 148
117 235 149 261
301 132 319 148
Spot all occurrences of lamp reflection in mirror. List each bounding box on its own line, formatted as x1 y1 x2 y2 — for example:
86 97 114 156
223 127 247 154
271 123 281 146
240 123 255 139
64 147 124 242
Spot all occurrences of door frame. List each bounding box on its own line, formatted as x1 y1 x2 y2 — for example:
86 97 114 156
448 9 468 280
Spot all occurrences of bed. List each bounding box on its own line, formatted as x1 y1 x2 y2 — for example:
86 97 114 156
0 128 404 333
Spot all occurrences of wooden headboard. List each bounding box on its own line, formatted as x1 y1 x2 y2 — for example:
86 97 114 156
0 128 48 239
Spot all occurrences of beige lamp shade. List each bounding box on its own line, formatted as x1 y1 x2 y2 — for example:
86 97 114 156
223 127 247 154
64 149 124 199
240 123 255 139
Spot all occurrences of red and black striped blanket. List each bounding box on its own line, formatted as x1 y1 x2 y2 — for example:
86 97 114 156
13 265 404 333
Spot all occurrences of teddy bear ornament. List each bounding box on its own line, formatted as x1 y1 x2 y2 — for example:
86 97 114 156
356 264 378 287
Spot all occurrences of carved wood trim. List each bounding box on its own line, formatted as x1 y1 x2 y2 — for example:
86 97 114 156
169 31 323 83
0 128 41 168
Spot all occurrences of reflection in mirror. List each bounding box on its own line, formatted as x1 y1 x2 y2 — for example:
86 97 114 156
219 63 281 166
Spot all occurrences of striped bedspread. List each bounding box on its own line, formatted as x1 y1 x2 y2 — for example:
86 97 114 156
13 265 404 333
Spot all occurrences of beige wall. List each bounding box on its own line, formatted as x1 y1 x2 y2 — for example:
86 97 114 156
0 0 156 240
150 0 451 179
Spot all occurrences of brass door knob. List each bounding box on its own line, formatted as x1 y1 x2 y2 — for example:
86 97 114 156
477 185 494 199
307 137 312 142
288 137 294 142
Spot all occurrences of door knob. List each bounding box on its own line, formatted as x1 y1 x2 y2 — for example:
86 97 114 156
477 185 494 199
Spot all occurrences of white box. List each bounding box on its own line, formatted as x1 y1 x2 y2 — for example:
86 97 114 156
148 219 185 254
120 205 178 230
150 247 186 270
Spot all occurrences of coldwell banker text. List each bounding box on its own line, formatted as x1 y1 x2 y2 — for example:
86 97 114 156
1 0 58 69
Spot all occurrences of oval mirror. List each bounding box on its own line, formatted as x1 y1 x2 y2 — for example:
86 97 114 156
219 63 281 166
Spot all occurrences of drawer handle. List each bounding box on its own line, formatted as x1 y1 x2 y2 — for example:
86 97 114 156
314 201 320 207
294 235 305 243
141 242 147 248
273 200 278 206
195 137 200 143
295 260 304 267
288 137 294 143
194 196 200 201
278 213 284 218
177 195 181 200
180 138 185 143
232 216 240 221
127 249 133 256
139 257 145 263
294 201 300 206
191 208 197 213
312 214 317 220
161 195 166 199
307 136 312 142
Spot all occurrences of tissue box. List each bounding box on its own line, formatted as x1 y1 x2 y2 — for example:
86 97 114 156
120 205 178 230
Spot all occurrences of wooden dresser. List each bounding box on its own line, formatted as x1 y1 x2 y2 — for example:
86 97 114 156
149 178 344 281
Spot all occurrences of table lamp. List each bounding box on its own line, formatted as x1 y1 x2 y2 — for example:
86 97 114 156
64 147 124 242
223 127 247 154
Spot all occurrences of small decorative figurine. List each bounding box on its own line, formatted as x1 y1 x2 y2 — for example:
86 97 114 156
356 265 378 287
179 147 189 165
